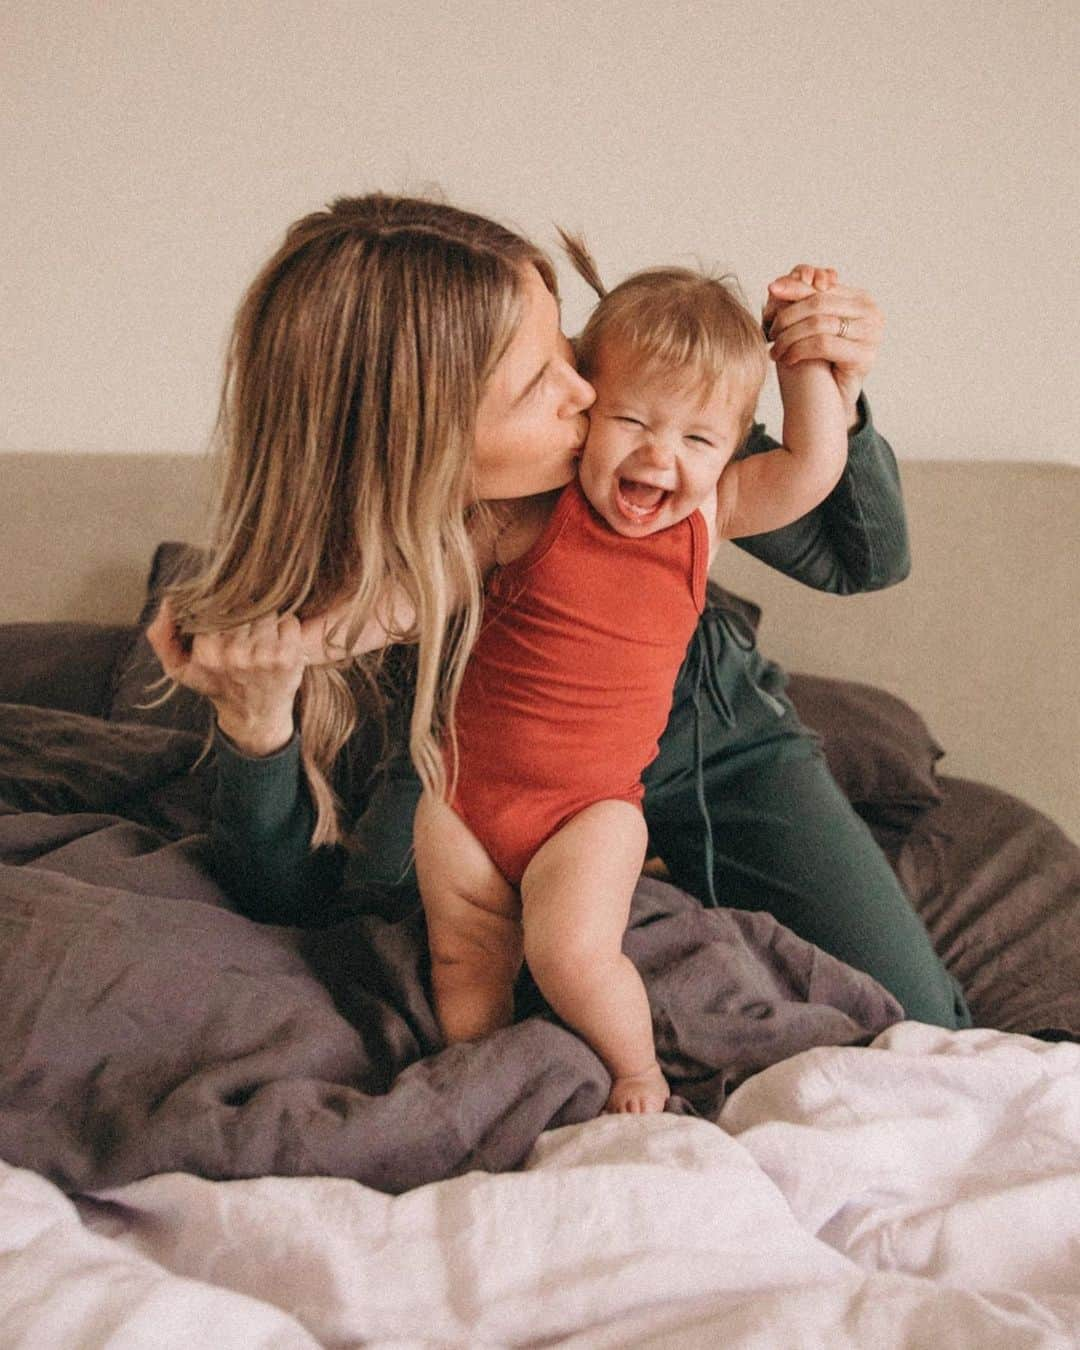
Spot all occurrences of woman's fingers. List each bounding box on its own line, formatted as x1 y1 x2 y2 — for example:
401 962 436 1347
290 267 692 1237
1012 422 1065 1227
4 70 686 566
145 597 188 679
763 268 885 414
146 598 305 756
770 311 869 362
761 266 838 335
762 277 813 334
246 612 303 672
208 615 306 692
145 599 225 699
146 599 224 695
148 599 309 693
768 283 877 335
150 594 384 684
769 287 882 360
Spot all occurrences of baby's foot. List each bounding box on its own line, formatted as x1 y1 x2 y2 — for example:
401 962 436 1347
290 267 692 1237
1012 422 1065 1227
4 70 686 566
604 1062 670 1114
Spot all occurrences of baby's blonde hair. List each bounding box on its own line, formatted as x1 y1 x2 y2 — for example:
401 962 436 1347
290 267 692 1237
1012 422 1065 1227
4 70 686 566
559 231 767 437
169 194 558 846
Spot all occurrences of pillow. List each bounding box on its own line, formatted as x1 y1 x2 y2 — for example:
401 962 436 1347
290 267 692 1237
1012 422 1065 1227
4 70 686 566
898 775 1080 1039
0 622 135 717
785 673 945 829
108 541 210 733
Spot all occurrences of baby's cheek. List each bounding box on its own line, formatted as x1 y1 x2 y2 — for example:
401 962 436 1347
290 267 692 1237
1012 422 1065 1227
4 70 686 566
575 439 609 506
577 422 602 466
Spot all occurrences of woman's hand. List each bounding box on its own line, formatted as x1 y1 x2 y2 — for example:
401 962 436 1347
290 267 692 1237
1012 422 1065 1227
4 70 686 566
146 585 417 757
762 264 885 425
147 597 308 756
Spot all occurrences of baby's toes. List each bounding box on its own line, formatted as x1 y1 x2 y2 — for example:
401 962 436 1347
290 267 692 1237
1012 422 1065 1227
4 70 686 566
640 1085 669 1113
605 1067 670 1114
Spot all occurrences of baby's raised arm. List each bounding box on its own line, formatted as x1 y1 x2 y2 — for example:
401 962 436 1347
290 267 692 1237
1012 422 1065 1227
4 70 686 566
714 268 851 541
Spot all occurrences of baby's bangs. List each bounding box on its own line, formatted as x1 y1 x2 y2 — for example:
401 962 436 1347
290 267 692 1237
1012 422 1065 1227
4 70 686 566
609 302 766 408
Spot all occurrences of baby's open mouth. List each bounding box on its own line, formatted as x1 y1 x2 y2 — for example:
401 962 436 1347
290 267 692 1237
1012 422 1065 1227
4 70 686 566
616 477 670 523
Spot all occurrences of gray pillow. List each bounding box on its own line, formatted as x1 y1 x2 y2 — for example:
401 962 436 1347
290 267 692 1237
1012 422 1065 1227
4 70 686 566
108 542 210 733
785 673 945 828
0 622 134 717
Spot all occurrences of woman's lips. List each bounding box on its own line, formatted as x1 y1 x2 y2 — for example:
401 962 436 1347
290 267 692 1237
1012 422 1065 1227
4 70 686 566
615 477 670 524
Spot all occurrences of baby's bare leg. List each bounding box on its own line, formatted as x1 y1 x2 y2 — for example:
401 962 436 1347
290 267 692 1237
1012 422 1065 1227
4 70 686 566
520 801 669 1114
414 792 523 1044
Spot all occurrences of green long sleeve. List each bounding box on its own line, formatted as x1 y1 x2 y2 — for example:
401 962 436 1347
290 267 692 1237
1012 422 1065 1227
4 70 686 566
210 729 346 924
735 395 910 593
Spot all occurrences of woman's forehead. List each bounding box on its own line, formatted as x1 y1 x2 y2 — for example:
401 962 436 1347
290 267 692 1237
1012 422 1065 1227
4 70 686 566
492 267 561 394
517 264 560 340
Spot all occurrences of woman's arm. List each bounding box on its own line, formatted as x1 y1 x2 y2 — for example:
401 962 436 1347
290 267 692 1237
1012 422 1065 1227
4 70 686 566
211 729 346 923
147 595 391 920
732 396 910 593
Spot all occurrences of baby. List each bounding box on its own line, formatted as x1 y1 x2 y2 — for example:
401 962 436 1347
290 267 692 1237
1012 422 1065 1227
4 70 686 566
414 242 849 1112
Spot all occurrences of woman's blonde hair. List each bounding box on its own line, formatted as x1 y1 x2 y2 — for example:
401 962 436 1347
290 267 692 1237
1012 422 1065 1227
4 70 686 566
168 194 557 846
559 231 767 437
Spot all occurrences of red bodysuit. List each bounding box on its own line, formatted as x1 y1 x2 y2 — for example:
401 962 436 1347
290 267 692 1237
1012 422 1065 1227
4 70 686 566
451 476 708 885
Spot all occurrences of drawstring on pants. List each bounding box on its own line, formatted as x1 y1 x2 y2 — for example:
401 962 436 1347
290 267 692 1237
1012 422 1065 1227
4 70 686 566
684 606 755 908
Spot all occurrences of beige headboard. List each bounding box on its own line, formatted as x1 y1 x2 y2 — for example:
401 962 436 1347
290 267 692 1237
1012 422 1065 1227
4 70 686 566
4 453 1077 844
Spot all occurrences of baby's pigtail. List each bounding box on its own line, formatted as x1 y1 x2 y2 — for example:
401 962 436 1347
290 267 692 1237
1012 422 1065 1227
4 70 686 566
557 228 607 298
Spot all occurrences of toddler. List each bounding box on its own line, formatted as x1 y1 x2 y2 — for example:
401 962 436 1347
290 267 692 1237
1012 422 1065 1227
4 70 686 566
414 242 849 1112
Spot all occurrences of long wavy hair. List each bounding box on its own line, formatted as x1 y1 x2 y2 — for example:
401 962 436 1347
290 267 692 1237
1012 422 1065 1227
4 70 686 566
168 194 557 845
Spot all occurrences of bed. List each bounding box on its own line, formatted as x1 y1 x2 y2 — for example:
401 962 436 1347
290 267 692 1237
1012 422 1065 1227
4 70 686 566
2 534 1079 1347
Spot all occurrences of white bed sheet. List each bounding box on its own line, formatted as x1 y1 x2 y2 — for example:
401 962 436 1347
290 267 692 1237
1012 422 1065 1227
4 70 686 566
2 1024 1078 1348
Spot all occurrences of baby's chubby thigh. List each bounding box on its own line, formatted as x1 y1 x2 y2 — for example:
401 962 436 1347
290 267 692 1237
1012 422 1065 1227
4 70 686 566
413 792 524 1041
521 802 667 1108
519 800 648 979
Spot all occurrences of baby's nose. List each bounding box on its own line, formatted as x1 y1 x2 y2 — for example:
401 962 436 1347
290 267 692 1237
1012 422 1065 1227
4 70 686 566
641 437 675 466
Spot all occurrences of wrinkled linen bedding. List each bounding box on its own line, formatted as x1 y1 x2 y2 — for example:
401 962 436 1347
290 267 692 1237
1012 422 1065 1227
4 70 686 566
3 703 1080 1346
0 702 901 1195
2 1025 1078 1347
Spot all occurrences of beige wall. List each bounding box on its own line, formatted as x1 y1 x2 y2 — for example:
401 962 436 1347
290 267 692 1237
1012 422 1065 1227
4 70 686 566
3 0 1078 463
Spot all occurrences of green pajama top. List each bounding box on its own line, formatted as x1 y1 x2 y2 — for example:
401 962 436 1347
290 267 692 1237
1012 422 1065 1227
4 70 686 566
210 396 910 927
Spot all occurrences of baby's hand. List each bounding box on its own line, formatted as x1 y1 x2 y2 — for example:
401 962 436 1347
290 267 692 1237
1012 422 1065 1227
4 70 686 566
763 263 884 422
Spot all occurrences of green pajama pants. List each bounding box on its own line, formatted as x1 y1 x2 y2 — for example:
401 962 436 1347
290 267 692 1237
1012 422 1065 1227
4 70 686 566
346 603 971 1031
639 602 970 1030
642 711 971 1030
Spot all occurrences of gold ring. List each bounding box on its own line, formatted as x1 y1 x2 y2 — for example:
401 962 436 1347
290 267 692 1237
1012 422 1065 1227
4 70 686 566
837 316 850 340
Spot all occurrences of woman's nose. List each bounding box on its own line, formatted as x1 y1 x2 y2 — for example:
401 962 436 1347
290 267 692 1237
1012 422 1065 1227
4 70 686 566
566 368 595 415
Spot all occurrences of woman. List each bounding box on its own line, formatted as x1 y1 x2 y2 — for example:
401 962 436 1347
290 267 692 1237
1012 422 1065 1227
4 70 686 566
149 193 969 1030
